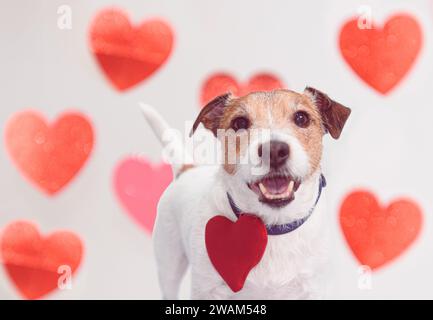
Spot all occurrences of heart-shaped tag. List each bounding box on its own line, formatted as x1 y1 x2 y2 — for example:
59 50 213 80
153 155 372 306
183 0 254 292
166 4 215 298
339 14 422 94
0 221 84 300
200 73 285 105
205 215 267 292
113 157 172 233
340 190 422 270
89 7 174 91
5 110 94 195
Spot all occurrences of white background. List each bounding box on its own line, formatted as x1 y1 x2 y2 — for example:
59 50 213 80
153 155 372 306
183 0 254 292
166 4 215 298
0 0 432 299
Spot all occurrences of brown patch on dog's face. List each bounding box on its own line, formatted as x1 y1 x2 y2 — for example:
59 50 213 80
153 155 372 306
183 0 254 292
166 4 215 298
191 89 350 176
218 90 325 175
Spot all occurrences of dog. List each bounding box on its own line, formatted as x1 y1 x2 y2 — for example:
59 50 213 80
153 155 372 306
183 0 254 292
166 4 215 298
141 87 351 299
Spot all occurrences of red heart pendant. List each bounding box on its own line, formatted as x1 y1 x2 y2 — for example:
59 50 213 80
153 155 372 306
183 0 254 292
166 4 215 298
1 221 84 300
5 110 94 195
339 14 422 94
89 8 174 91
340 190 422 270
200 73 285 105
205 215 267 292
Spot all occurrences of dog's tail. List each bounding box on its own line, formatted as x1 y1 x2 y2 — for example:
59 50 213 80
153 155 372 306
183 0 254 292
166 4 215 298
139 103 192 177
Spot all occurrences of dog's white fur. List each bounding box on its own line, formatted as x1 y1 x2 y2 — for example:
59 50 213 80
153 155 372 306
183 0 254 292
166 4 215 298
141 98 330 300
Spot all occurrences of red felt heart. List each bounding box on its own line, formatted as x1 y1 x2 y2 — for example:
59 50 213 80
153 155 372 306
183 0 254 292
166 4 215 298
89 8 174 91
340 191 422 270
339 14 422 94
0 221 83 300
5 111 94 195
200 73 285 105
205 215 267 292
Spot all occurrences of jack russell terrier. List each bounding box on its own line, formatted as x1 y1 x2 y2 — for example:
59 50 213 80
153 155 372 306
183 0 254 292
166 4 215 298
141 87 351 299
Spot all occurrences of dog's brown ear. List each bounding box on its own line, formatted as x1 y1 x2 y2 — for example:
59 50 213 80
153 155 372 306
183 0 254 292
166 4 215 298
190 93 231 137
304 87 351 139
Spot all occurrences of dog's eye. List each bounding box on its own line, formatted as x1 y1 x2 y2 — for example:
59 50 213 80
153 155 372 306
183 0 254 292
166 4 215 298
231 116 250 131
293 111 310 128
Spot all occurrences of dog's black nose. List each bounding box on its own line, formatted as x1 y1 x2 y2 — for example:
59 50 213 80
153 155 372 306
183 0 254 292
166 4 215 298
258 141 290 169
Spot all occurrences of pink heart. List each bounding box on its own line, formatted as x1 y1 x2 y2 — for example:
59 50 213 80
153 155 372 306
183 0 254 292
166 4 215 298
113 157 172 233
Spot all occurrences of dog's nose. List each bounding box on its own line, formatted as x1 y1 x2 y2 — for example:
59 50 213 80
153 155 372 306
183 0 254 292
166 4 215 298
258 141 290 169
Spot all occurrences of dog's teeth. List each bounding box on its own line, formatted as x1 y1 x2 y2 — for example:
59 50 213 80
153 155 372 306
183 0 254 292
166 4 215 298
258 182 268 195
258 180 295 201
281 188 291 198
259 183 276 200
288 180 294 193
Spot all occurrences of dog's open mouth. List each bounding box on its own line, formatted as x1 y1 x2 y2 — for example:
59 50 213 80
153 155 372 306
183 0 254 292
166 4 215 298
248 174 301 208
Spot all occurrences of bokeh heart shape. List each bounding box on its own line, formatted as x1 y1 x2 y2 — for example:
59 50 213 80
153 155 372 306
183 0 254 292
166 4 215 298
200 72 285 105
4 110 94 195
0 221 84 300
89 7 174 91
339 14 422 94
340 190 422 270
113 157 172 233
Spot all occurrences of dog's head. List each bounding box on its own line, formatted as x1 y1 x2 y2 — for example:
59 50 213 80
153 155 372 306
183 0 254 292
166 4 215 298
191 88 350 223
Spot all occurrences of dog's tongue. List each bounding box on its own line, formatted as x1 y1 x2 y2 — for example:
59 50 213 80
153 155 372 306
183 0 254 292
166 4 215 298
262 177 289 194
